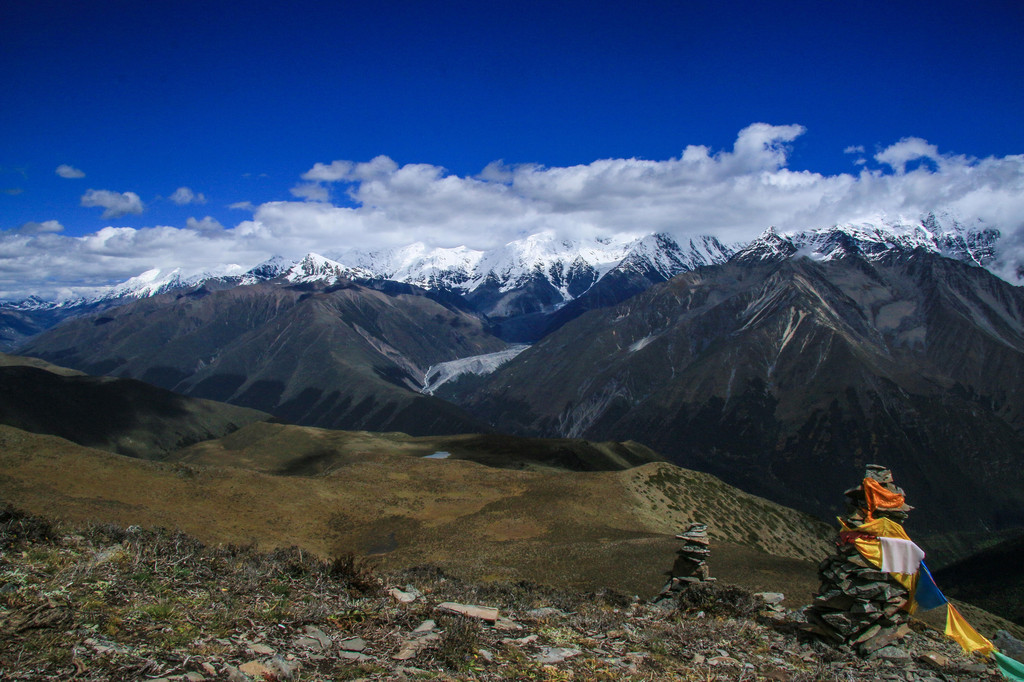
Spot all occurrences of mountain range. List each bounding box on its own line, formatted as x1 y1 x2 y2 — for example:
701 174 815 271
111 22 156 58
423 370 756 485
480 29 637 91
448 235 1024 561
9 213 1024 563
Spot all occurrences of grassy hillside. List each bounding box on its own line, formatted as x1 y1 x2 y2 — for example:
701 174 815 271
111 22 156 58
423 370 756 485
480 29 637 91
0 424 833 601
170 421 666 474
0 354 268 459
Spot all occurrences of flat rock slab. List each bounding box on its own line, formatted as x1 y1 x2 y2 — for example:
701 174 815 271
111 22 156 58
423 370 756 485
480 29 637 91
339 651 375 662
393 620 440 661
754 592 785 605
389 587 421 603
303 625 332 649
338 636 367 652
292 636 324 650
533 646 581 664
239 661 272 678
436 601 499 623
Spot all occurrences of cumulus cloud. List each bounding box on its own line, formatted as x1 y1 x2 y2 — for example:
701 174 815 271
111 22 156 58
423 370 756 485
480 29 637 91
55 164 85 179
170 186 206 205
5 122 1024 300
80 189 145 219
874 137 942 173
16 220 64 234
185 216 224 232
843 145 865 155
289 182 330 202
301 160 354 182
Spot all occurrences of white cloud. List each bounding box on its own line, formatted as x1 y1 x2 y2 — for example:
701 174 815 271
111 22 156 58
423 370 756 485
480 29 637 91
170 186 206 205
874 137 941 173
16 220 64 234
301 160 354 182
289 182 330 202
843 145 865 155
185 216 224 232
80 189 145 219
229 201 256 211
5 123 1024 300
55 164 85 179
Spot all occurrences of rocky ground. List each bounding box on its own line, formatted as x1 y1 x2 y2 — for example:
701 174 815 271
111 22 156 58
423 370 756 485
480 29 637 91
0 505 1011 681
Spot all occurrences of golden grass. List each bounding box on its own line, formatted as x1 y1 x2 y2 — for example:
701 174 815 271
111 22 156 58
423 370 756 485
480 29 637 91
0 423 832 599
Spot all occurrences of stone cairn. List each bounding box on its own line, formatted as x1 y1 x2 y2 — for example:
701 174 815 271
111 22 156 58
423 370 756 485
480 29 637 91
654 522 714 605
805 465 915 656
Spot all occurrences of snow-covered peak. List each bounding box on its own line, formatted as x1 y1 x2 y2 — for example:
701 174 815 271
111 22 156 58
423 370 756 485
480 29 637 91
284 253 370 284
731 226 799 264
619 233 733 278
469 231 637 294
336 242 484 289
98 263 248 302
789 213 999 267
100 267 186 301
240 255 289 284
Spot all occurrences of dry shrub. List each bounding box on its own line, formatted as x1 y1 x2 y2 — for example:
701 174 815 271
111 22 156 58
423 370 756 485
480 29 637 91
330 553 382 596
676 582 762 618
0 504 54 549
435 614 482 671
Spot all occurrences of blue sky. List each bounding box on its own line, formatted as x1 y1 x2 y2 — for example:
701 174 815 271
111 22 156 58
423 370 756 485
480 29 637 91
2 0 1024 298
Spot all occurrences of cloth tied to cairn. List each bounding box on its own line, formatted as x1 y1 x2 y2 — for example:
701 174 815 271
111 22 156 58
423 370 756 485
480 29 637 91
862 477 907 521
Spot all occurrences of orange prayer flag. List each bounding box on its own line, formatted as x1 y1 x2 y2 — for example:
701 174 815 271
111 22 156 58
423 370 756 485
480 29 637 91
862 478 905 520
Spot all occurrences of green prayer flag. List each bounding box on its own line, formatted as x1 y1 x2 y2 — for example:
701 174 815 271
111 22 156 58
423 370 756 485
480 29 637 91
995 651 1024 681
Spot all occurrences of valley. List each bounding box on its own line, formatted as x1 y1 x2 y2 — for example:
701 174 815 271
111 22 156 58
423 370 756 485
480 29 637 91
3 217 1024 637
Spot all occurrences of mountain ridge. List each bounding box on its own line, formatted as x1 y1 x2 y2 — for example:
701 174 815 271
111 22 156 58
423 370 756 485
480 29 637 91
450 249 1024 564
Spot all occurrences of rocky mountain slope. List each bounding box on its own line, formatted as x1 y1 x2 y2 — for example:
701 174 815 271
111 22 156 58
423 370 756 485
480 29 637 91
6 501 1015 675
453 249 1024 563
18 279 505 435
2 506 1017 681
0 352 267 459
935 531 1024 626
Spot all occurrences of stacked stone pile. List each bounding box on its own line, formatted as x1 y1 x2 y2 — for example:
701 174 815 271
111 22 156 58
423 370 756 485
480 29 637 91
842 464 912 525
654 522 714 604
805 465 915 656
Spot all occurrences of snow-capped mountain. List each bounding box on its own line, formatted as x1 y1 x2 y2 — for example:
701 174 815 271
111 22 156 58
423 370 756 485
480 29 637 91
336 231 733 309
238 255 290 284
338 243 483 290
282 253 371 284
617 233 734 278
335 231 640 301
1 216 1015 350
733 213 1001 269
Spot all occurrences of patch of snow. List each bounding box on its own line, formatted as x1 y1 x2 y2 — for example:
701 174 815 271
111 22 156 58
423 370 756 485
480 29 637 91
423 451 451 459
422 345 529 394
628 335 656 353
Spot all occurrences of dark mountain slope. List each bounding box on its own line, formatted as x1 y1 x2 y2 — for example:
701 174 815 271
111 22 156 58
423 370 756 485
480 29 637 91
19 280 505 435
0 354 267 458
456 253 1024 561
934 531 1024 625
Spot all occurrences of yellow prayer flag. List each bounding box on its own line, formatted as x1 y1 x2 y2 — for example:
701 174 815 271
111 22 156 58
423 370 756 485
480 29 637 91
945 604 994 656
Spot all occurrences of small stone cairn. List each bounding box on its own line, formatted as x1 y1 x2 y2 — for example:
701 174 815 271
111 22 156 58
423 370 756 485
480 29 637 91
654 522 714 605
805 465 915 655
